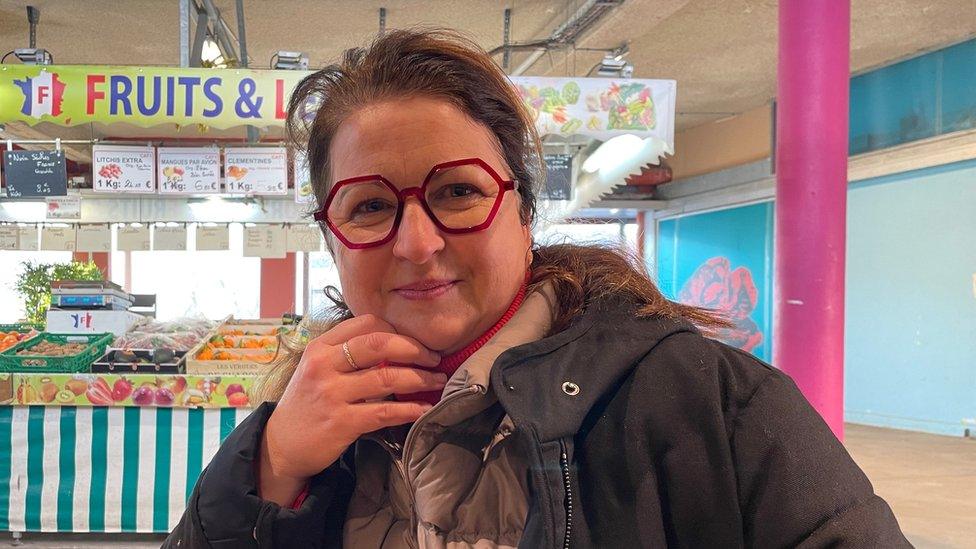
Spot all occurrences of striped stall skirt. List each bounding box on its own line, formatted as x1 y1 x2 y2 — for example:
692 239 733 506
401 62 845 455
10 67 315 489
0 405 251 533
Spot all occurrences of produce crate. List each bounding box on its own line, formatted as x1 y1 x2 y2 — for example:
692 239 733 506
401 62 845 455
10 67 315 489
0 324 42 353
92 348 187 374
185 342 279 375
0 332 114 373
0 322 44 332
184 318 288 375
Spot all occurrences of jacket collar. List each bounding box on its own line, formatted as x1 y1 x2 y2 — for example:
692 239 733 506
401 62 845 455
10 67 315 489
490 294 699 442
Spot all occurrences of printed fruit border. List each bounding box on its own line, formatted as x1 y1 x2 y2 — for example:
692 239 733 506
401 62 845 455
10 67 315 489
0 372 257 408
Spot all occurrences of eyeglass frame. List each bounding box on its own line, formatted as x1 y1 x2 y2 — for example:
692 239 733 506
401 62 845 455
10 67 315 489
313 157 519 250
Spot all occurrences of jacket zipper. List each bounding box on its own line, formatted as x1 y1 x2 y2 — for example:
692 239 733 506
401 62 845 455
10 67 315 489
383 386 483 540
560 439 573 549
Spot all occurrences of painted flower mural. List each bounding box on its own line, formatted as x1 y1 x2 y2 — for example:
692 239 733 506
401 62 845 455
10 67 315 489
679 257 764 352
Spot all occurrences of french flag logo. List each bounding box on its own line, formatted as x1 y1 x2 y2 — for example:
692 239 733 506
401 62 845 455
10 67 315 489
14 70 66 119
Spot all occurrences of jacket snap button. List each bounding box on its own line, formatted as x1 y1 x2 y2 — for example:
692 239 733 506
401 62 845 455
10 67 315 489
562 381 580 396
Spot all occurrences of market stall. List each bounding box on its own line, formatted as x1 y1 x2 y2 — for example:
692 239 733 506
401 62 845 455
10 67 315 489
0 312 293 533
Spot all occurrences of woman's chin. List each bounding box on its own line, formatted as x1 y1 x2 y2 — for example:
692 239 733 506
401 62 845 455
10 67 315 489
393 319 472 355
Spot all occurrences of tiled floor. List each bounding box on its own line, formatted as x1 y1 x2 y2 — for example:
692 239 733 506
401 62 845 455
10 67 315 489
844 424 976 549
3 424 973 548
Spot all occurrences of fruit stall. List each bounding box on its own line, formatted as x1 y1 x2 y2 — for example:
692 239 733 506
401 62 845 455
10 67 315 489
0 314 296 534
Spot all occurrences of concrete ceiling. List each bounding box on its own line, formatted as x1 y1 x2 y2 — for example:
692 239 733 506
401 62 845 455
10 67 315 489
1 0 974 138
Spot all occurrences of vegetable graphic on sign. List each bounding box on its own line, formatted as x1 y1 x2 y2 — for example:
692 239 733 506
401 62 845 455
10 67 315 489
595 82 656 131
515 82 583 136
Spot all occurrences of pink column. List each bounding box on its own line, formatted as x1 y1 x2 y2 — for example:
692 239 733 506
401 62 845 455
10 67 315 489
774 0 850 440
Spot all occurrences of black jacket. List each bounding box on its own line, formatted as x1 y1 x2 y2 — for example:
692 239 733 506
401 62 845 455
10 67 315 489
165 296 910 548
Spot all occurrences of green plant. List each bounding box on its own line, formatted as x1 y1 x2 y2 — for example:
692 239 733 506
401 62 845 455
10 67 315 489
14 261 104 326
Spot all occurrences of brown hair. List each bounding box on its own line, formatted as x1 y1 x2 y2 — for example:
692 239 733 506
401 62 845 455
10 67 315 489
258 29 726 402
286 28 540 225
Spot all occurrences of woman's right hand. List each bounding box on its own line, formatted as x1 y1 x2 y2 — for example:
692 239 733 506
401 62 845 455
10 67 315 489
257 314 445 505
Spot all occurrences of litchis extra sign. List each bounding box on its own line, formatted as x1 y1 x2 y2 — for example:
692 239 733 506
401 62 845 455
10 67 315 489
223 148 287 195
157 147 220 194
92 145 155 193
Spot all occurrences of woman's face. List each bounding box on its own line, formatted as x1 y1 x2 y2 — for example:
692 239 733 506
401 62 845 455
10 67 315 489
327 96 532 355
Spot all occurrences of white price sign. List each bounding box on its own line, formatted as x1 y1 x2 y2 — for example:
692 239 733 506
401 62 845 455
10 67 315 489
45 196 81 220
154 224 188 251
92 145 156 193
0 226 17 250
117 224 151 251
17 225 38 250
158 148 221 194
294 150 315 204
244 224 287 258
41 225 77 251
224 148 288 195
196 224 229 251
286 223 322 252
75 224 111 252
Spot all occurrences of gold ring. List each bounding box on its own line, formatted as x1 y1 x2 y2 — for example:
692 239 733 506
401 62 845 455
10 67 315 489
342 341 360 370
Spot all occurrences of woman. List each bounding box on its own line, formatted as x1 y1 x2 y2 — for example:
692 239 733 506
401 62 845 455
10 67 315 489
166 30 909 548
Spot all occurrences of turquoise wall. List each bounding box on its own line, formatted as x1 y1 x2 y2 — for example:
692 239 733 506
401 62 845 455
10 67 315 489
654 162 976 436
844 160 976 436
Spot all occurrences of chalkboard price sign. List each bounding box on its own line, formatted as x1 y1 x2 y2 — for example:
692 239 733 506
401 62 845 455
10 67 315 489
2 150 68 198
542 154 573 200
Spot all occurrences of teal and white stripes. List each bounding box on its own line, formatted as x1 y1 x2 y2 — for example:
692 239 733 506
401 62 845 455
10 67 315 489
0 405 250 533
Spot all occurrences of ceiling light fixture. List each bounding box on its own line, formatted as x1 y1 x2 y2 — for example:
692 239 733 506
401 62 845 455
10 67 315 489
597 54 633 78
271 51 309 70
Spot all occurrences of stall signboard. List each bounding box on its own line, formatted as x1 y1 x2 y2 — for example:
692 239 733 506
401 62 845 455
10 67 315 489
0 66 676 145
45 195 81 220
158 147 221 194
92 145 155 193
196 224 229 250
510 76 676 147
224 148 288 195
2 149 67 198
294 150 315 204
0 65 306 129
75 223 111 252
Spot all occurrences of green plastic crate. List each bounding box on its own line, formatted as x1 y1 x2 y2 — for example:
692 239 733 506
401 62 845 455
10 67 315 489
0 332 114 373
0 323 43 334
